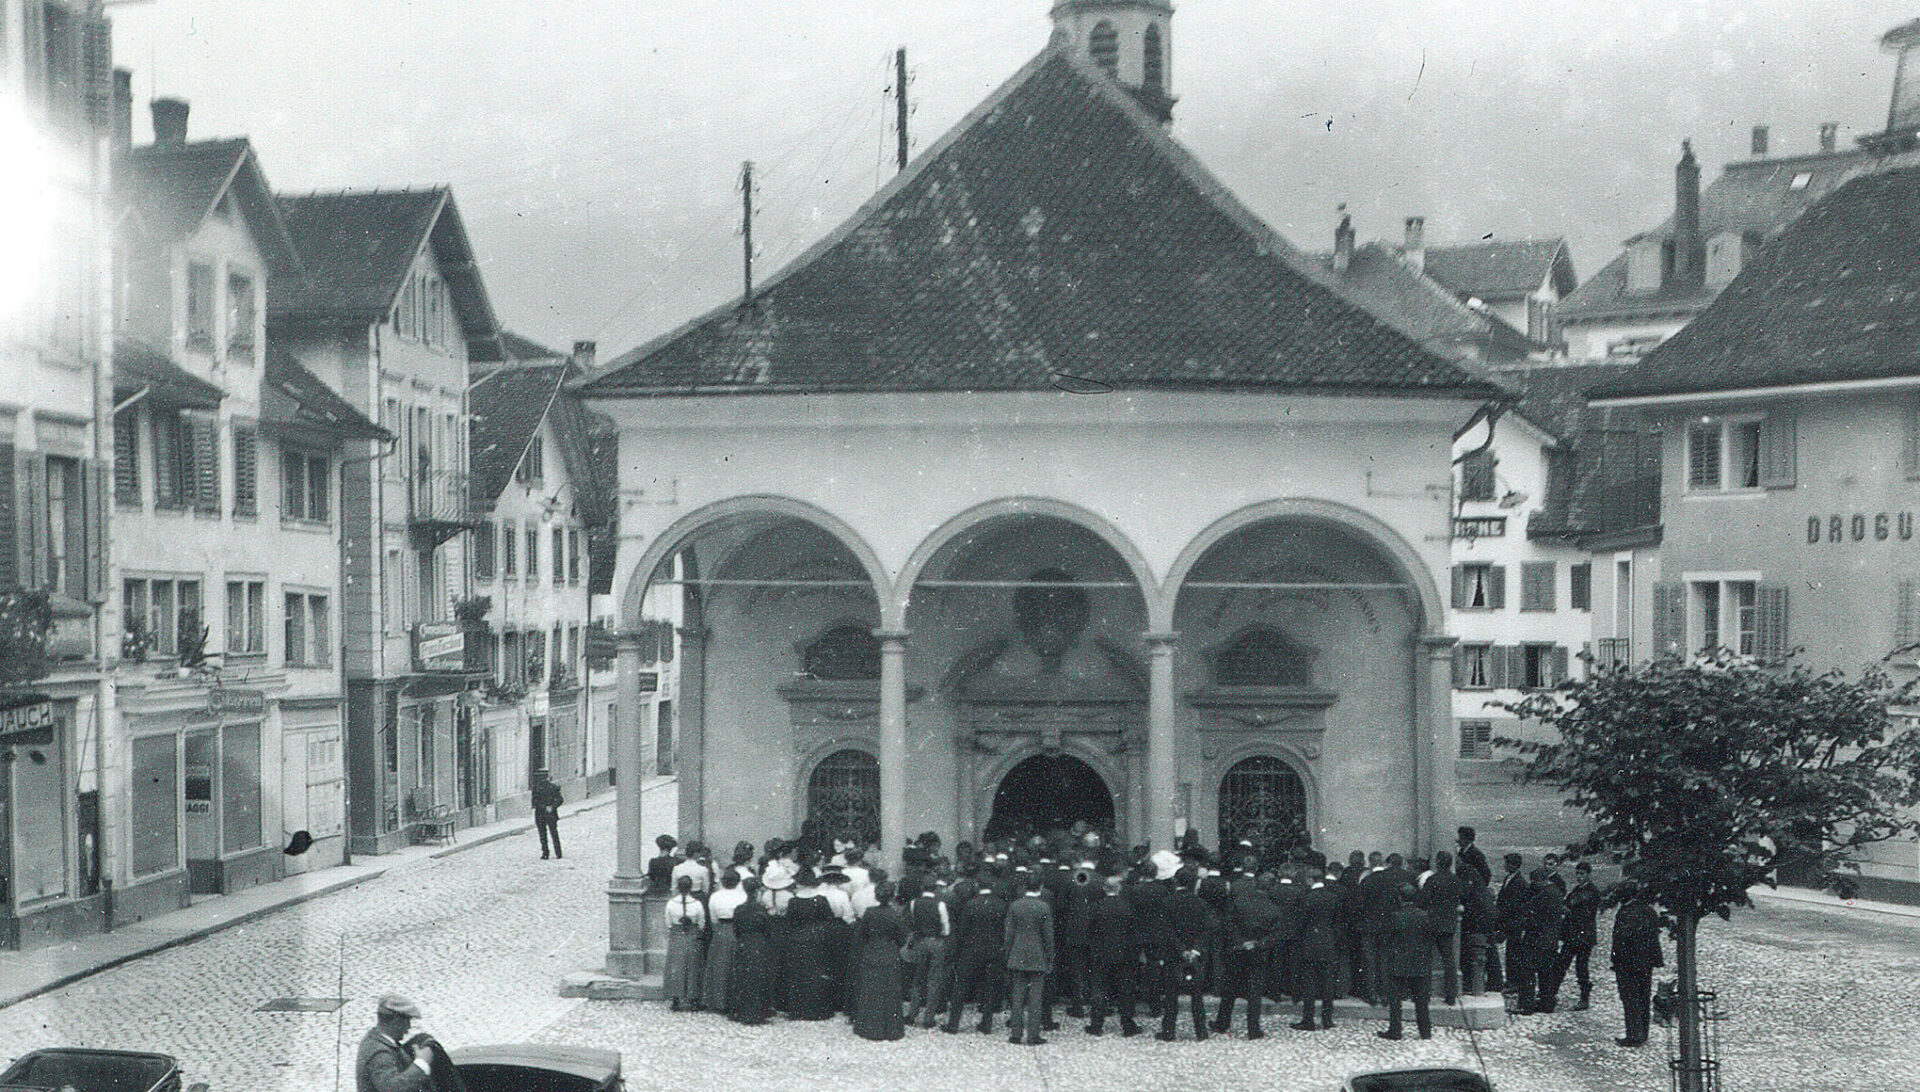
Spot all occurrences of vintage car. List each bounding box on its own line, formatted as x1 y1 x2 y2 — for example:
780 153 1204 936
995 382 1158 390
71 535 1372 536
0 1047 206 1092
443 1044 623 1092
1341 1068 1495 1092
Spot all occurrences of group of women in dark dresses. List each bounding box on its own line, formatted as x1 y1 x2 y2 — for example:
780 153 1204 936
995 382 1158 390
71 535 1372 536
660 865 911 1040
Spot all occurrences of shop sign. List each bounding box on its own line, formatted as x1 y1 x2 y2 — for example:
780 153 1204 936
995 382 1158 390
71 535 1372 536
414 622 468 673
1807 512 1916 544
637 671 660 695
0 693 55 745
208 688 267 717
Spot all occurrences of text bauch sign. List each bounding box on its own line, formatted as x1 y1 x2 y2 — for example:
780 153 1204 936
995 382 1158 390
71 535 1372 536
0 694 55 745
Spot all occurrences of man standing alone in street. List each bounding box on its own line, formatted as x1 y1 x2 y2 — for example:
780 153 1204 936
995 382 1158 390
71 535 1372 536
531 769 563 860
1610 881 1664 1047
356 994 433 1092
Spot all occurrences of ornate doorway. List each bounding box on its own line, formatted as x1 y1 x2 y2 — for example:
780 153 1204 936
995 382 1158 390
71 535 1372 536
986 753 1114 843
806 749 880 847
1218 755 1307 858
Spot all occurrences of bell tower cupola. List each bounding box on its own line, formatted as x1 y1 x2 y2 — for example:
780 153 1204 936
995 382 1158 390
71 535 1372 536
1050 0 1176 123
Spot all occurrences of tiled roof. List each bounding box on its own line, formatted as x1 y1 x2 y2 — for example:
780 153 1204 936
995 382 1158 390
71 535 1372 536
1592 167 1920 401
469 365 570 510
271 188 503 360
1494 362 1661 541
261 350 389 441
1420 239 1575 302
113 339 223 409
1324 243 1536 364
1560 149 1872 322
500 330 567 364
581 49 1497 400
119 138 304 278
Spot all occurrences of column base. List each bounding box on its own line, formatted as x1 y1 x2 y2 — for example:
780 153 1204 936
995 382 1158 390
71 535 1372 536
607 879 665 978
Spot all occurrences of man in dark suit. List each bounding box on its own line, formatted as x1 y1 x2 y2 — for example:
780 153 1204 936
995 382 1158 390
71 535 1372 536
1157 864 1214 1041
1491 852 1530 999
1360 853 1414 1005
1417 849 1465 1005
941 879 1010 1034
1377 886 1434 1040
1129 850 1180 1023
356 994 432 1092
1292 867 1343 1030
531 769 563 860
1459 868 1496 996
1084 874 1141 1037
1456 827 1492 887
1211 866 1281 1038
1546 860 1601 1011
1337 857 1368 1000
1513 867 1565 1014
1610 882 1664 1047
1003 871 1056 1045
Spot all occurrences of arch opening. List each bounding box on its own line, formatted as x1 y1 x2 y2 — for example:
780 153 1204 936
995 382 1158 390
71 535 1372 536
987 753 1114 843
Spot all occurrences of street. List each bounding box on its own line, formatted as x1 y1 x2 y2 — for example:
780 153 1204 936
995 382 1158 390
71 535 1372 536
4 796 1919 1092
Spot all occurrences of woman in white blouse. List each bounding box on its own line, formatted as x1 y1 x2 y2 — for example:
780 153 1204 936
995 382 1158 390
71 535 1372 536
662 874 707 1010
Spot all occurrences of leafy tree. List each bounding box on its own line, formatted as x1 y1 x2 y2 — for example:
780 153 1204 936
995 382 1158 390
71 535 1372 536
0 589 53 687
1496 652 1920 1092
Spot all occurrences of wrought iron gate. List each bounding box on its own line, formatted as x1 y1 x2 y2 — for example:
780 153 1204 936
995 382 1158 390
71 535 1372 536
1218 755 1306 857
806 749 881 847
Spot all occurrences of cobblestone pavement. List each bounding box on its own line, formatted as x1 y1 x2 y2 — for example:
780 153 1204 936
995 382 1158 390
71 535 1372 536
4 786 1917 1092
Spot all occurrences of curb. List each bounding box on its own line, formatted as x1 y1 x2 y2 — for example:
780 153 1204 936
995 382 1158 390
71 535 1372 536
1748 884 1920 924
0 792 632 1011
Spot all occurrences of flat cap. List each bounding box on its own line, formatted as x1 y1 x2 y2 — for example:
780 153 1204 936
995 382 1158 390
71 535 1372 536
377 993 422 1018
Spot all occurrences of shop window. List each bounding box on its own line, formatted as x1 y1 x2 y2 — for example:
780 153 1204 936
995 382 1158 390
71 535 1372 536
222 722 262 853
131 734 179 877
6 701 71 904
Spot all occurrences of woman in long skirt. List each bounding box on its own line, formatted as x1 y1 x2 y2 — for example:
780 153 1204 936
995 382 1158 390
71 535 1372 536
702 869 745 1012
851 881 908 1040
729 877 774 1024
784 870 838 1020
662 875 706 1010
761 863 795 1013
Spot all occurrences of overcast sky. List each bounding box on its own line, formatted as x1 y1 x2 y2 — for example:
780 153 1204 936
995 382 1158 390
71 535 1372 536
111 0 1920 358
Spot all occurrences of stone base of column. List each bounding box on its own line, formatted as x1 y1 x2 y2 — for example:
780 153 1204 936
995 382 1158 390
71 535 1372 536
605 881 664 979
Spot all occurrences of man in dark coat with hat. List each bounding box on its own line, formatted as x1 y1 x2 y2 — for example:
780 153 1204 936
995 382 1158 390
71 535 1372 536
1083 873 1141 1036
1359 853 1413 1004
1513 867 1565 1014
1416 850 1465 1005
1292 867 1343 1030
1545 860 1601 1011
1491 852 1530 996
1211 867 1282 1038
1157 864 1215 1041
942 878 1010 1035
1377 886 1434 1040
531 769 563 860
1610 882 1664 1047
356 994 432 1092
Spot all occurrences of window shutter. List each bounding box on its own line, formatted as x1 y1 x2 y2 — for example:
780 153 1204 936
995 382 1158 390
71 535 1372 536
232 425 257 516
1899 579 1920 653
1652 581 1685 657
1759 412 1796 489
1756 584 1789 661
113 411 140 505
1570 563 1592 611
16 452 47 590
0 443 15 588
83 15 114 130
1550 645 1569 685
1906 403 1920 481
1521 562 1555 611
1486 566 1507 610
1452 645 1469 689
84 458 107 603
1450 565 1466 609
188 415 220 515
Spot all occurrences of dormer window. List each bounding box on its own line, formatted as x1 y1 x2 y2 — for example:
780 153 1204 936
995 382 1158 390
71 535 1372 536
1089 21 1119 77
1143 24 1164 90
1789 172 1812 191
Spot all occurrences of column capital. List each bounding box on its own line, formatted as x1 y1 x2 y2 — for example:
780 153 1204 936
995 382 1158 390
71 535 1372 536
675 624 712 644
1417 632 1459 653
872 627 912 646
1142 630 1180 648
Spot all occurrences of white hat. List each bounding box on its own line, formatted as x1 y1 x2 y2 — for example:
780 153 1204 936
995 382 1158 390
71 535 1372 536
762 861 795 890
1150 850 1182 881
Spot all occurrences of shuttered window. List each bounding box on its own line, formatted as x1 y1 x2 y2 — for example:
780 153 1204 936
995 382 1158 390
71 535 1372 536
1454 643 1494 689
1756 585 1789 662
1758 412 1796 489
114 411 140 506
232 424 257 517
1652 581 1685 657
1451 563 1505 609
472 522 496 580
1520 561 1556 612
1459 449 1495 501
1459 720 1494 760
187 262 216 347
1570 562 1592 611
1897 579 1920 654
188 414 220 515
151 409 187 509
0 443 15 588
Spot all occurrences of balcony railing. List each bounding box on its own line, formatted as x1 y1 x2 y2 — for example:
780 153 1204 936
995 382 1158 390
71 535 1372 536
1593 637 1631 671
409 468 472 524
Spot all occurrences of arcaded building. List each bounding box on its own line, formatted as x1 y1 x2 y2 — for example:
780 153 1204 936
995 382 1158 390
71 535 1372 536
579 1 1505 973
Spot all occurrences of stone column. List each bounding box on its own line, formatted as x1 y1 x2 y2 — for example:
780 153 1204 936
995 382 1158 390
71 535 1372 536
675 625 709 842
607 629 652 979
1144 630 1179 851
1415 632 1459 858
875 628 911 868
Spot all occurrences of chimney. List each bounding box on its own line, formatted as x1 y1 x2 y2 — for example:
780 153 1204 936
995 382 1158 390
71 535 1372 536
1751 125 1769 157
1819 122 1838 153
1332 214 1355 274
112 69 133 155
1403 216 1425 273
1670 140 1703 288
572 340 597 373
150 97 189 146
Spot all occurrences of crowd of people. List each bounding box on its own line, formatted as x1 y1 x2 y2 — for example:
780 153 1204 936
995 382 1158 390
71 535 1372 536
641 823 1665 1047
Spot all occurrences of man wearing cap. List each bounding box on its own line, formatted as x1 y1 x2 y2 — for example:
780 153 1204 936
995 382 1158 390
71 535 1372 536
531 769 563 860
357 994 432 1092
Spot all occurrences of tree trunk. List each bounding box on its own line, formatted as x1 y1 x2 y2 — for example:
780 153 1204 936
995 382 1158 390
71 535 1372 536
1675 912 1703 1092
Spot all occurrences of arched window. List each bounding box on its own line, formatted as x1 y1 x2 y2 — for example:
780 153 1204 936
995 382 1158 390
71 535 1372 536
801 623 880 680
1218 755 1306 858
1089 21 1119 77
807 749 880 847
1142 23 1164 90
1214 626 1313 687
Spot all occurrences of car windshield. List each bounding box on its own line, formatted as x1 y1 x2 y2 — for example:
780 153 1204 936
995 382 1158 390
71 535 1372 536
0 1052 176 1092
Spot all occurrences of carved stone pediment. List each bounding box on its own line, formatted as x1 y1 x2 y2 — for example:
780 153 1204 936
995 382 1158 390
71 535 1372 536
777 678 924 727
1185 685 1337 731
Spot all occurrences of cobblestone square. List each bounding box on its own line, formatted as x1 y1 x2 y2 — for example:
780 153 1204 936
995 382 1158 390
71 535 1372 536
4 799 1917 1092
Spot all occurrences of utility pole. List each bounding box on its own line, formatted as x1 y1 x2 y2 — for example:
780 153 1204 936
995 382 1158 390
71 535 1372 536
895 48 910 172
740 160 754 306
